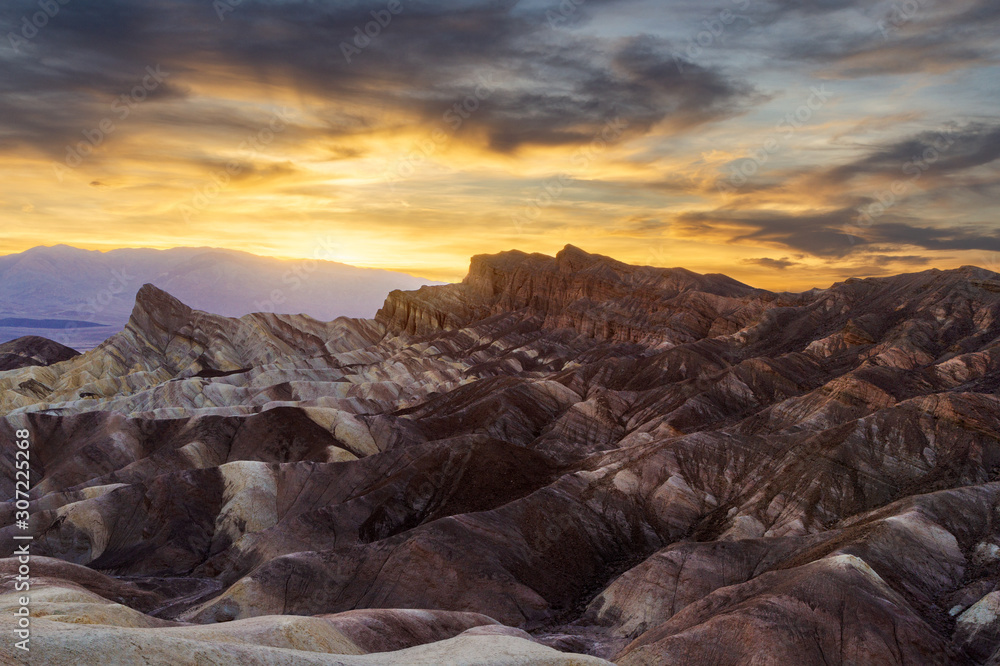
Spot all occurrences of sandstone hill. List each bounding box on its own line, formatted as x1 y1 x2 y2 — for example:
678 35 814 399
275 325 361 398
3 245 1000 664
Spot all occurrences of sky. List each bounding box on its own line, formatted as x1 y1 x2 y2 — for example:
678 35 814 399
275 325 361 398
1 0 999 288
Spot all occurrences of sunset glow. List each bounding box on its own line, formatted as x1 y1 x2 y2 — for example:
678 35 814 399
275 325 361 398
2 0 999 289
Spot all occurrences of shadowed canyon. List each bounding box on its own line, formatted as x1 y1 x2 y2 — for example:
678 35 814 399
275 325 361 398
2 245 1000 664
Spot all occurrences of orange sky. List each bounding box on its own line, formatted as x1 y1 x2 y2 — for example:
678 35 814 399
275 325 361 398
2 0 999 290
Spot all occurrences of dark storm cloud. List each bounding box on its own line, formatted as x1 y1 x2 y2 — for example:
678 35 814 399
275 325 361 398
0 0 759 157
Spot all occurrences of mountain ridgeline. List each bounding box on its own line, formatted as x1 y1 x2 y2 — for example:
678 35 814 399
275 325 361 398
2 245 1000 664
0 244 439 351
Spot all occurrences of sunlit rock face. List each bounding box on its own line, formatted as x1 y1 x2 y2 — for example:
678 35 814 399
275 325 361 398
3 245 1000 664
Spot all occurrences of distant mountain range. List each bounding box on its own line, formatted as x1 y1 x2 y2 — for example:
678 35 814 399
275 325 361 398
0 245 440 350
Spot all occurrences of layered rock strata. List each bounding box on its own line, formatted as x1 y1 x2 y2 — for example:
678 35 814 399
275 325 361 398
3 245 1000 664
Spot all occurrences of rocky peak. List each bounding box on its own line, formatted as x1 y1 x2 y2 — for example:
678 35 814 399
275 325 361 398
556 244 608 273
377 245 764 344
10 248 1000 666
132 283 193 321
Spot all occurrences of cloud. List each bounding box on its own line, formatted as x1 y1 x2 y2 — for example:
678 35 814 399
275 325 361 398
718 123 1000 229
606 215 669 238
822 123 1000 186
2 0 998 290
741 256 800 270
676 207 1000 258
749 0 1000 78
0 0 761 159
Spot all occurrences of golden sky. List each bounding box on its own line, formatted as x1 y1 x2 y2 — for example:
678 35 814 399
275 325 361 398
2 0 999 290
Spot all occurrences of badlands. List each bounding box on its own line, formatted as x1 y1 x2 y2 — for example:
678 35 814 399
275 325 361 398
3 245 1000 664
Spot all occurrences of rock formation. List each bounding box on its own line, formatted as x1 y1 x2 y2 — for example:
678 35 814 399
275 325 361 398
2 245 1000 664
0 336 79 371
